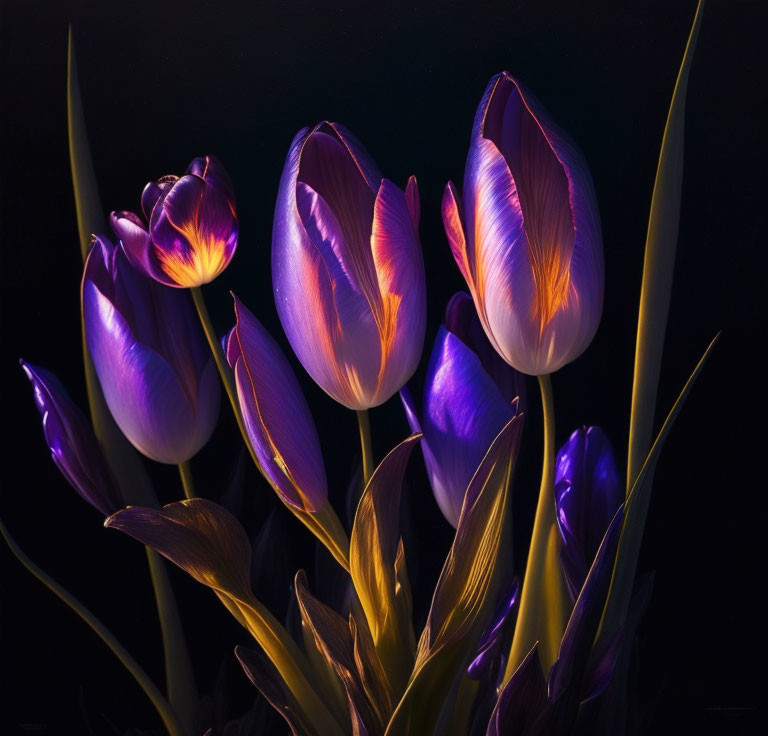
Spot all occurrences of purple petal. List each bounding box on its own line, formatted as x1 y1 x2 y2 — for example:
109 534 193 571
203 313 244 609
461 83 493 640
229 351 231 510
321 121 383 193
186 154 236 204
421 326 516 527
141 175 177 220
555 426 623 599
486 644 548 736
149 173 238 287
404 175 420 228
21 361 121 516
82 242 219 463
442 181 470 285
229 295 327 511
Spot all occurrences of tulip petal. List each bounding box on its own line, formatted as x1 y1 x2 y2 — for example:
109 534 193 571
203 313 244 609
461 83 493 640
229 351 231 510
229 295 327 511
370 178 426 403
186 154 236 204
150 174 238 287
84 278 205 463
141 175 177 221
110 210 174 286
421 327 515 527
442 181 470 285
21 361 120 516
322 121 383 193
555 427 623 599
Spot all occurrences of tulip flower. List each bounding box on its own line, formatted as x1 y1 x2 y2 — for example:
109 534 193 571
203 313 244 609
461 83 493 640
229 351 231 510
82 235 220 463
226 295 327 512
272 121 426 409
112 155 238 288
401 292 524 527
21 361 120 516
443 72 603 375
554 426 623 600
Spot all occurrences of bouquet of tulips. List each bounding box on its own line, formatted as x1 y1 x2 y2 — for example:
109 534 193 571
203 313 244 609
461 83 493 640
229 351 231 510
3 3 716 735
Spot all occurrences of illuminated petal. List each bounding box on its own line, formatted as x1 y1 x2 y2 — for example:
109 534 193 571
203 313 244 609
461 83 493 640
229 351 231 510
421 327 516 527
150 171 238 287
110 210 174 287
229 295 327 512
467 577 519 680
452 72 603 375
141 175 177 220
186 154 236 204
404 175 420 228
369 178 426 405
82 239 219 464
21 361 120 516
554 426 623 600
321 121 383 193
442 181 470 284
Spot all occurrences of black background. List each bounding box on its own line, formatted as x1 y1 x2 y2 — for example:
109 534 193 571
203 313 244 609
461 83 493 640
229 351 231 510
1 0 765 733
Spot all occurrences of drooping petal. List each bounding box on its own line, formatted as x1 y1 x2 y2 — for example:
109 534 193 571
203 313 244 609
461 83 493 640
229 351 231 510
421 327 516 527
554 426 623 599
229 295 327 512
21 361 120 516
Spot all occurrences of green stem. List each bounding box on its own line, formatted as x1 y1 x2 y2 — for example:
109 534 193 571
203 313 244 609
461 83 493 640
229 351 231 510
504 374 569 680
357 409 374 488
1 518 185 736
178 461 195 500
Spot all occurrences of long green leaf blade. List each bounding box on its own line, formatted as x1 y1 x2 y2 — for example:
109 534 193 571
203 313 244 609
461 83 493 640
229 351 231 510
626 0 706 491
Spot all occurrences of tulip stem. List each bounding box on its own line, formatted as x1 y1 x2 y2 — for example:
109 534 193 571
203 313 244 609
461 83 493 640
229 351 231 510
356 410 374 487
1 518 185 736
178 462 195 500
190 287 260 469
504 374 569 681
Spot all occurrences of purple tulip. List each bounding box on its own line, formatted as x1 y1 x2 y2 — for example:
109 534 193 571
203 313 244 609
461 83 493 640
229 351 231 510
21 361 120 516
443 72 603 375
554 426 623 600
272 121 426 409
112 155 238 288
226 295 327 512
82 235 220 464
401 292 524 527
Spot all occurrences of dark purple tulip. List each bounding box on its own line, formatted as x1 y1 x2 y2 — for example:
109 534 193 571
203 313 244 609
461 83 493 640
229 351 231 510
272 122 426 409
226 295 327 512
21 361 120 516
112 155 238 288
555 426 623 600
401 292 524 527
444 72 603 375
82 235 220 464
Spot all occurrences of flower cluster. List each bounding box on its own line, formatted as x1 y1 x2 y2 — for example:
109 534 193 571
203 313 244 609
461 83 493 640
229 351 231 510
10 6 711 730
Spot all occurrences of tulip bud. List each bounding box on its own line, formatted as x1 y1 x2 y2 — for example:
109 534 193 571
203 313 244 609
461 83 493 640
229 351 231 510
112 155 238 288
226 295 327 512
21 361 120 516
272 122 426 409
554 426 623 600
401 292 524 527
443 72 603 375
82 236 220 463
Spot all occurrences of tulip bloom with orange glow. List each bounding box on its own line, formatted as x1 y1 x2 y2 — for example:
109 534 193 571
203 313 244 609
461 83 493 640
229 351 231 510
112 155 238 288
443 72 603 375
272 122 426 409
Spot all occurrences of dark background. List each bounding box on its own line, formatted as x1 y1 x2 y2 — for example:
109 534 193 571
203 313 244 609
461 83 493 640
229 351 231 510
1 0 765 733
